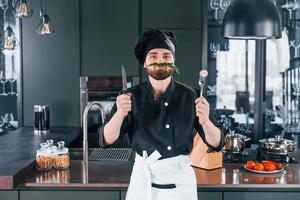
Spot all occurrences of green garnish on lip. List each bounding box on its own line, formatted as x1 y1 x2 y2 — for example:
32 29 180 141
147 63 180 74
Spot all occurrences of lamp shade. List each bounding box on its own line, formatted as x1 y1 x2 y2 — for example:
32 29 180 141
221 0 282 39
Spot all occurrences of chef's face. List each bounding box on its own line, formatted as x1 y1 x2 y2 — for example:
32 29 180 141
144 48 175 80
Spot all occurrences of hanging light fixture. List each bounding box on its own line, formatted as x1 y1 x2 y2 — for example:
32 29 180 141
221 0 283 143
0 25 20 50
36 0 54 36
221 0 282 39
14 0 33 18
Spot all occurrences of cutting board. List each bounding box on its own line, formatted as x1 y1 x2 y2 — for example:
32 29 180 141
189 133 223 170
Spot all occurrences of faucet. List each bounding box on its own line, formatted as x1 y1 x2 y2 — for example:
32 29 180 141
82 101 105 183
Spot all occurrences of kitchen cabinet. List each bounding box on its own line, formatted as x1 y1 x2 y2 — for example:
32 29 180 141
20 191 119 200
143 0 202 29
120 190 222 200
224 192 300 200
0 191 18 200
80 0 139 77
198 192 222 200
22 0 80 127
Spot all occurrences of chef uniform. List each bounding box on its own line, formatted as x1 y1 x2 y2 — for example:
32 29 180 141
98 29 224 200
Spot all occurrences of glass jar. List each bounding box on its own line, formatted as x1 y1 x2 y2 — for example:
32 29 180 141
54 141 70 170
36 142 52 171
46 139 58 168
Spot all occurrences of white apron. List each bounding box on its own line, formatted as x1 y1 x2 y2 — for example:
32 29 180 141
125 150 198 200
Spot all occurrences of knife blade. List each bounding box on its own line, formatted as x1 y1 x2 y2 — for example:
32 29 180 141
121 65 127 93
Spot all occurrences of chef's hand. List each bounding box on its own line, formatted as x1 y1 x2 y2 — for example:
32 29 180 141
116 93 132 118
195 97 210 126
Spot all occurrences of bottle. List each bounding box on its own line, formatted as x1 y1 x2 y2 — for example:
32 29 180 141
42 105 50 133
36 142 52 171
46 139 58 169
54 141 70 170
34 105 43 134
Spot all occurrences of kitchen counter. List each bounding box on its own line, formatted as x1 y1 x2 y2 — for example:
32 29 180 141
0 127 80 189
17 149 300 192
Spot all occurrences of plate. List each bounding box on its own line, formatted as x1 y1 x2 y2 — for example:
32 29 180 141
244 165 284 174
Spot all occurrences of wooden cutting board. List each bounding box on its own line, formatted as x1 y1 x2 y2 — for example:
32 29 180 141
189 133 223 170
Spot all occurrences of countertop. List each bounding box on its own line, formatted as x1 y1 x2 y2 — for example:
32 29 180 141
0 127 80 189
18 149 300 192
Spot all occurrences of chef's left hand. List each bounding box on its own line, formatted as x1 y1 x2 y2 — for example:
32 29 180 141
195 97 210 126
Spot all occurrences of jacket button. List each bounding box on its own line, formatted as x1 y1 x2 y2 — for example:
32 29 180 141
167 146 172 150
164 102 168 107
165 124 170 129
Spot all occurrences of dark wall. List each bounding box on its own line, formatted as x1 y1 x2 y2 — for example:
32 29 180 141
22 0 80 126
22 0 204 127
80 0 139 77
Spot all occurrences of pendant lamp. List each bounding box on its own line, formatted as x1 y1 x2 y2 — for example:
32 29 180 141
36 0 54 35
221 0 283 143
14 0 33 18
221 0 282 39
0 26 20 50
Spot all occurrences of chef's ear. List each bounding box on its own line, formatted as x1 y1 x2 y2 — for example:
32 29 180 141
143 63 147 69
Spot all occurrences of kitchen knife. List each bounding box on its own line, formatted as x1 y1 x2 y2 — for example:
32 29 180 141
121 65 127 93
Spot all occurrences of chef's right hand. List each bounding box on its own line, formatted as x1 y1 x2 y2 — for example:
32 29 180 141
116 93 132 118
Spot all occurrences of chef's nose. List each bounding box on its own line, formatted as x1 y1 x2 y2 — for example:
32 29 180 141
157 55 165 63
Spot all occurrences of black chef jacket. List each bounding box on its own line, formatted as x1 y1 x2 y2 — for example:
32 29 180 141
98 78 224 159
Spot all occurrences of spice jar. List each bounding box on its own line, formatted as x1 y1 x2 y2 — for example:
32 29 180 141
46 139 58 168
36 143 52 171
54 141 70 170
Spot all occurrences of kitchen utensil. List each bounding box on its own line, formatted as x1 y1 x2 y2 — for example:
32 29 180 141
259 135 295 155
199 69 208 97
121 65 127 93
224 130 251 153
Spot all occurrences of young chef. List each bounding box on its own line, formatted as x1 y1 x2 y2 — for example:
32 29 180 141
98 28 223 200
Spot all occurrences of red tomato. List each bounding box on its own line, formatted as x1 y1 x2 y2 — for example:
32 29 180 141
254 163 265 171
246 160 256 169
274 162 282 170
264 162 277 171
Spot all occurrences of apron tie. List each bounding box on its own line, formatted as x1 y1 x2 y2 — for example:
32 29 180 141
137 150 161 200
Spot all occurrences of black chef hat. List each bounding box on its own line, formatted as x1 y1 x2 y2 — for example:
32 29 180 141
134 29 177 65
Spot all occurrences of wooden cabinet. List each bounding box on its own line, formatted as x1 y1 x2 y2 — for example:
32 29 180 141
20 191 119 200
224 192 300 200
0 191 18 200
143 0 202 29
80 0 139 76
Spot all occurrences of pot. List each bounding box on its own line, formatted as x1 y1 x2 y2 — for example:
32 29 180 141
224 131 251 153
259 135 295 155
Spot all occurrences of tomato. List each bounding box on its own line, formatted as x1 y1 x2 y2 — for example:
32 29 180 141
264 162 277 171
254 163 265 171
246 160 256 169
274 162 282 170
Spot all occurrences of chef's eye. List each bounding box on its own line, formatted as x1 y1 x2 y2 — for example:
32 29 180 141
150 55 157 60
163 55 171 59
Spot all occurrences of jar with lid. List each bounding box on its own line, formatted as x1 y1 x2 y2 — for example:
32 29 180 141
54 141 70 170
36 142 52 171
46 139 58 168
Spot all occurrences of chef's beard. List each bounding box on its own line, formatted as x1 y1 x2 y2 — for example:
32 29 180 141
144 65 175 80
